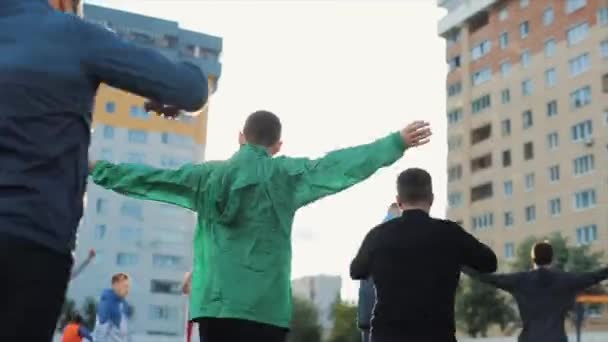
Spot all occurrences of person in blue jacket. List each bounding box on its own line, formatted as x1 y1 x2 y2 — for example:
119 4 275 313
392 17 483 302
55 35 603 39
357 203 401 342
0 0 208 340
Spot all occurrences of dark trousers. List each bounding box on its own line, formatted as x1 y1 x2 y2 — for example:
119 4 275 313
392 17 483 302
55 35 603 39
196 318 287 342
372 334 457 342
0 235 72 341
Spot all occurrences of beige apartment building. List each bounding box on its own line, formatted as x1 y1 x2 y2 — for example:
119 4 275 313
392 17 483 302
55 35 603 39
438 0 608 320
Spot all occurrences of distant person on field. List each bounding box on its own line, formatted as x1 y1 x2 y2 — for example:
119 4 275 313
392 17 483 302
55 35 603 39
464 241 608 342
93 273 131 342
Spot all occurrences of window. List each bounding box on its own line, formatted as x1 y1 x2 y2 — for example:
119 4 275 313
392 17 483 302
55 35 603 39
128 129 148 144
521 50 531 68
500 61 512 77
448 192 463 208
603 74 608 93
447 109 463 125
501 89 511 104
119 226 142 243
471 40 491 61
120 201 143 221
499 32 509 49
153 254 185 269
519 21 530 39
570 86 591 109
501 119 511 137
524 142 534 160
103 125 114 139
471 155 492 173
129 105 149 119
549 198 562 216
446 29 462 47
499 7 508 21
150 229 187 246
447 136 462 152
547 100 558 117
544 39 556 57
447 82 462 97
566 0 586 14
567 22 589 46
522 110 533 129
601 40 608 58
100 148 113 162
472 68 492 86
571 120 593 142
525 205 536 223
96 198 109 215
525 173 535 191
94 224 107 240
471 183 493 202
503 181 513 197
549 165 560 182
448 55 461 72
149 305 178 321
577 224 598 245
599 7 608 25
471 124 491 145
520 0 529 8
543 7 554 26
505 243 515 259
574 154 595 175
605 109 608 125
504 212 514 227
105 101 116 113
547 132 559 150
471 95 491 114
574 189 597 210
160 155 190 169
472 213 494 231
545 68 557 87
569 53 591 77
522 79 533 96
448 165 463 182
150 280 182 295
161 132 194 147
502 150 512 167
116 253 139 266
125 152 145 164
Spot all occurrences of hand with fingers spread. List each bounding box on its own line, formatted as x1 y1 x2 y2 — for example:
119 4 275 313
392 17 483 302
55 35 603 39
400 121 432 147
144 100 182 119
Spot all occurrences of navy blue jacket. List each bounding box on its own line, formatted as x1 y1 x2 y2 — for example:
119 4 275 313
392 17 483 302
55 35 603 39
0 0 208 254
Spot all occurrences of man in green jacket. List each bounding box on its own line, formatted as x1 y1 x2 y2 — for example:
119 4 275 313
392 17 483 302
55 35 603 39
89 110 431 342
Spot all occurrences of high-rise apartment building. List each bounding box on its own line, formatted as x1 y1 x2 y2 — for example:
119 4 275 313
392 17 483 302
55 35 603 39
438 0 607 317
67 4 222 338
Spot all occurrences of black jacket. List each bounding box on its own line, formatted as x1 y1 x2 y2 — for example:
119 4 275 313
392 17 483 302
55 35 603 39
350 209 497 340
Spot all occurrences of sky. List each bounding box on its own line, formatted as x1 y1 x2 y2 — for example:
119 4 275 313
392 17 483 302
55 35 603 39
88 0 447 300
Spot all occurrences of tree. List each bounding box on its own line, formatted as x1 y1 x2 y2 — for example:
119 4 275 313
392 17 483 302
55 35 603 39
328 301 361 342
455 277 516 337
81 297 98 330
288 297 322 342
57 298 77 331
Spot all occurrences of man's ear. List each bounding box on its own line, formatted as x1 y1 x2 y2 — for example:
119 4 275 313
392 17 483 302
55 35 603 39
238 132 246 145
270 141 283 156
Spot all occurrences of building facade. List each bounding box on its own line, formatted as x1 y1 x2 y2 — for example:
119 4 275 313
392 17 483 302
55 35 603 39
67 4 222 338
292 275 342 337
439 0 608 322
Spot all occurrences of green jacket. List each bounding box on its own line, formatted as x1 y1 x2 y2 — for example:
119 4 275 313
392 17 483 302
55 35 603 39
91 132 407 328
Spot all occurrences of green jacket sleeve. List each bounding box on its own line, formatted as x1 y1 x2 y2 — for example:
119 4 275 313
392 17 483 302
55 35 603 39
91 160 208 211
280 132 407 208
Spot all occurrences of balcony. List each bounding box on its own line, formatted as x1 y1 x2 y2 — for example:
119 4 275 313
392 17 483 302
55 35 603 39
438 0 498 36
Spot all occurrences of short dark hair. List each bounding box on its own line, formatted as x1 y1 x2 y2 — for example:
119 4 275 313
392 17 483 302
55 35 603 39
397 168 433 203
243 110 282 147
532 241 553 266
111 273 129 284
70 312 84 324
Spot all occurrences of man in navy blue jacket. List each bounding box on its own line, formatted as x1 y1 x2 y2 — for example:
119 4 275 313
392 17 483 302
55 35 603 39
0 0 208 340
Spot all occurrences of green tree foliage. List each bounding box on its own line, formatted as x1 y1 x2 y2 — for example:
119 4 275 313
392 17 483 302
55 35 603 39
57 298 77 331
288 297 322 342
455 277 516 337
328 301 361 342
82 297 98 330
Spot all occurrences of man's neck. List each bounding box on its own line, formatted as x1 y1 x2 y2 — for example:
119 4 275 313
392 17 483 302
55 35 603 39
400 204 431 213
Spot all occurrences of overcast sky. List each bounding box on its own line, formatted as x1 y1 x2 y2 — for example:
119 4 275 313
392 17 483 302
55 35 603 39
88 0 447 300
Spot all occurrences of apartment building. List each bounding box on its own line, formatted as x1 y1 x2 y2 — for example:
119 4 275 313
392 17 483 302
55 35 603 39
67 4 222 338
438 0 607 320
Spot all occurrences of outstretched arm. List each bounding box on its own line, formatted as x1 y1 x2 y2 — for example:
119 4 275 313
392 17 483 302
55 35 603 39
70 249 96 280
81 21 208 112
463 267 520 292
283 121 431 208
90 160 211 211
563 267 608 292
350 230 376 280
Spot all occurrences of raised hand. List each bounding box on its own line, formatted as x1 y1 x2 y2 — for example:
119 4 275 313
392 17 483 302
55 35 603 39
400 121 432 147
